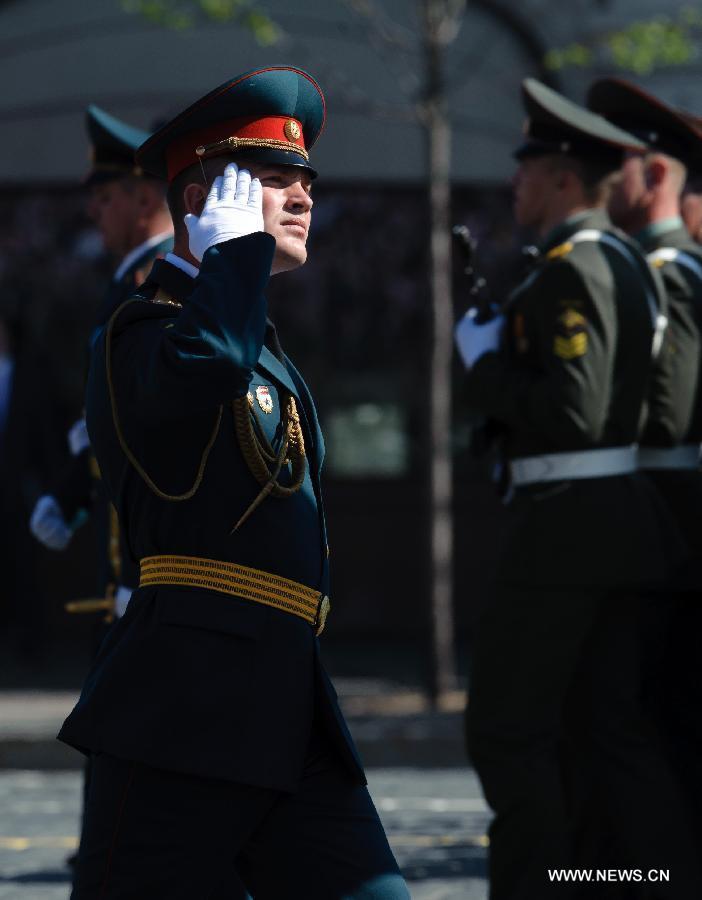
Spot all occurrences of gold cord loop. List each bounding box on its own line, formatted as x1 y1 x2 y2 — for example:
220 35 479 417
106 298 308 526
231 393 306 531
106 299 223 502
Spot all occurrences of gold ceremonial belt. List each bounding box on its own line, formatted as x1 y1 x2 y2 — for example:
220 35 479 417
139 555 331 636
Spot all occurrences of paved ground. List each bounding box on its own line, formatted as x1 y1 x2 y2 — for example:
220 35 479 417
0 681 485 897
0 686 469 770
0 768 489 900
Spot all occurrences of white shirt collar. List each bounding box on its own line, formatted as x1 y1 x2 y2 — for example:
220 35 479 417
164 252 199 280
113 230 174 282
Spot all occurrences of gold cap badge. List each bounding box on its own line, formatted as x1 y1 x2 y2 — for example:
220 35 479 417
284 119 302 142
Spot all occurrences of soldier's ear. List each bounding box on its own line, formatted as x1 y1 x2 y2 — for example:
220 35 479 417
182 182 207 218
644 157 666 190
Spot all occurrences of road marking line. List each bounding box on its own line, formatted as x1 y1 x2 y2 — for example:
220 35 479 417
0 837 79 851
389 834 489 848
377 797 489 813
0 834 490 852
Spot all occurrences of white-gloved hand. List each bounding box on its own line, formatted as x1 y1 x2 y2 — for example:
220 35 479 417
67 418 90 456
114 585 133 619
184 163 264 262
29 495 74 550
454 309 505 370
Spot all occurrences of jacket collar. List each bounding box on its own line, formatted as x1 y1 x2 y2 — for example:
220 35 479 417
634 217 692 254
114 232 174 283
257 346 300 402
146 257 196 304
540 207 611 256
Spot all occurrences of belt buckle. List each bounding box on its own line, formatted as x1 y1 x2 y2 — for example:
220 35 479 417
315 595 331 636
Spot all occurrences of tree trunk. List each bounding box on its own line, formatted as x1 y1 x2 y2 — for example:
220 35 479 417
423 0 458 704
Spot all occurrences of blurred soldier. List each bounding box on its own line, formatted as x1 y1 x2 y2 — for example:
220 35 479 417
588 78 702 843
58 67 409 899
27 107 173 878
30 106 173 618
455 79 699 899
681 177 702 243
678 114 702 243
0 306 62 654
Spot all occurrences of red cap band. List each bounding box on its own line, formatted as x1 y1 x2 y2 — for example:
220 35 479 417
166 115 306 181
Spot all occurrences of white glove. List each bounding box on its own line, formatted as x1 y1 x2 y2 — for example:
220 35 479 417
454 309 505 370
184 163 264 262
29 495 74 550
67 418 90 456
114 585 133 619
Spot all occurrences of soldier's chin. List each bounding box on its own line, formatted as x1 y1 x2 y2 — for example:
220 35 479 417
271 238 308 275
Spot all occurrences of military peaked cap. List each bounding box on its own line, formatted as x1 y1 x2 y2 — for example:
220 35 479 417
85 105 151 186
136 67 325 182
587 77 702 167
515 78 646 164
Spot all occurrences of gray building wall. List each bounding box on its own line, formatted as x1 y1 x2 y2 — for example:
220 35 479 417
3 0 698 185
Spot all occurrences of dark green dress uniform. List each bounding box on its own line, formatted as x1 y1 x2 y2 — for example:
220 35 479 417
55 235 174 600
59 67 408 900
589 77 702 849
638 218 702 576
53 105 173 611
463 80 700 900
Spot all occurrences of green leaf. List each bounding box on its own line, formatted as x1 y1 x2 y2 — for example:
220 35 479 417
122 0 282 44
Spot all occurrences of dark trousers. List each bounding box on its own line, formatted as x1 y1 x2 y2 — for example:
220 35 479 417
71 720 409 900
466 584 701 900
647 590 702 847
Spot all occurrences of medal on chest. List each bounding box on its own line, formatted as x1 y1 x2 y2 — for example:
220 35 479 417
255 385 274 414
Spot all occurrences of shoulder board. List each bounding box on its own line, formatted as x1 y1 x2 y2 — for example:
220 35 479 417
546 241 573 261
109 296 178 335
647 247 702 282
151 286 183 309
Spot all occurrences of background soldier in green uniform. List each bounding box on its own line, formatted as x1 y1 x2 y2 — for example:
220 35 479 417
455 79 700 899
679 115 702 244
59 67 409 899
27 105 173 877
30 105 173 616
588 78 702 847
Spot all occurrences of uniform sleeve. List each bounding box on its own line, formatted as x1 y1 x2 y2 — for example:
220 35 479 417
464 261 614 446
89 232 276 423
52 447 93 520
642 263 699 445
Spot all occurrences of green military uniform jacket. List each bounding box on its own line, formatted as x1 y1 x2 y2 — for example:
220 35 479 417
54 233 173 597
464 208 683 588
637 218 702 587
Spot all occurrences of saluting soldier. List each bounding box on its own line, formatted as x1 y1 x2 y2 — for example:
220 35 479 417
455 79 700 899
58 67 409 900
588 78 702 845
30 105 173 619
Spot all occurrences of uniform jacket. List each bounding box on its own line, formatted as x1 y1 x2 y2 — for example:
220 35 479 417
54 234 174 595
465 208 683 588
638 221 702 587
58 234 364 792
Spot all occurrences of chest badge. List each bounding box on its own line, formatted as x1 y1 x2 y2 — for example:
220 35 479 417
255 385 274 414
